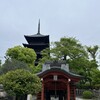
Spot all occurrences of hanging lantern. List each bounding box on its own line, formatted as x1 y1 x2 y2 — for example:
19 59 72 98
53 75 58 81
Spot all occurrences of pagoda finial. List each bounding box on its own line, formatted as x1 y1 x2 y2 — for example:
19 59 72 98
37 19 40 35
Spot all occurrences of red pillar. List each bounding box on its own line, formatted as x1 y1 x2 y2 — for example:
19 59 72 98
67 79 70 100
41 81 44 100
74 86 76 100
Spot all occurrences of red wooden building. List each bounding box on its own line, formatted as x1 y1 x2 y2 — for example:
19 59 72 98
37 61 82 100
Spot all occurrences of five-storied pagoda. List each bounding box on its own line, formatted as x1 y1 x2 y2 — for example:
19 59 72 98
23 20 49 65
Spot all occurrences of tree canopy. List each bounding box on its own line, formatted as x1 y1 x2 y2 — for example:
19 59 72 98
51 37 87 60
0 59 31 75
6 46 37 66
4 46 37 74
91 69 100 89
0 69 41 96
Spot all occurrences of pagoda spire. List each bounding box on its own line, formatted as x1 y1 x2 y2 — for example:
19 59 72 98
37 19 40 35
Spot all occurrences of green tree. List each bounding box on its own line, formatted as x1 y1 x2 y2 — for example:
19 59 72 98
83 45 100 88
40 37 88 72
86 45 99 61
0 59 2 74
6 46 37 66
86 45 99 69
0 69 41 100
39 48 51 65
0 59 31 75
87 45 99 68
91 69 100 89
0 59 1 66
4 46 37 73
51 37 87 61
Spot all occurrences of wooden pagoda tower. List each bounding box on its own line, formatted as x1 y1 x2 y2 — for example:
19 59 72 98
37 61 82 100
23 20 49 65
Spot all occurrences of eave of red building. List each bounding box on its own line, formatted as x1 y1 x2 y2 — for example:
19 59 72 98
37 68 83 82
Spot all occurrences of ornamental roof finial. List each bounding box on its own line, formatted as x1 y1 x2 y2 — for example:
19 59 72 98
37 19 40 35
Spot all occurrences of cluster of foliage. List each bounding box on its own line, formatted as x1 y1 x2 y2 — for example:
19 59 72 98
0 59 31 75
82 90 93 99
0 69 41 99
0 46 41 100
91 69 100 89
5 46 42 74
6 46 36 67
39 37 100 89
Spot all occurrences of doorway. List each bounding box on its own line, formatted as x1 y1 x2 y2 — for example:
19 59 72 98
45 90 66 100
51 96 59 100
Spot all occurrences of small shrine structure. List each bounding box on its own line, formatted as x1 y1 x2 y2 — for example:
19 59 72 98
37 61 82 100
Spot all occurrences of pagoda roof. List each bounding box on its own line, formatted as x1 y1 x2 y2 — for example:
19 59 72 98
23 43 49 50
24 34 49 44
23 43 49 46
24 34 49 38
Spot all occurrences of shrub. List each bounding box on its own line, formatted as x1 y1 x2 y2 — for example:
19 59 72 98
82 90 93 99
94 84 100 89
0 69 42 96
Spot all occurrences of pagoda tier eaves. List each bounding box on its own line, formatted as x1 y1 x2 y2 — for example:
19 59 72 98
23 43 49 51
24 33 49 37
24 35 49 44
23 43 49 48
23 43 49 45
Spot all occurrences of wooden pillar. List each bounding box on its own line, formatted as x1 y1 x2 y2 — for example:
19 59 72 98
74 86 76 100
67 79 70 100
41 81 44 100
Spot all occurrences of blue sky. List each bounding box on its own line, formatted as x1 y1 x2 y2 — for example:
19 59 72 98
0 0 100 62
